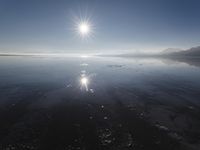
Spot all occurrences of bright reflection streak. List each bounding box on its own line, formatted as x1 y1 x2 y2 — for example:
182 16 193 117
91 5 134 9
80 76 89 91
81 77 88 85
80 55 90 58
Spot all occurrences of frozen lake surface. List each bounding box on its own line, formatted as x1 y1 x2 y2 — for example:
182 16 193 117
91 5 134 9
0 56 200 150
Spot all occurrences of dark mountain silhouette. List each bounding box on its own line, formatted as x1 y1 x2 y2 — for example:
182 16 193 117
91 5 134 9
162 46 200 67
164 46 200 57
162 48 183 54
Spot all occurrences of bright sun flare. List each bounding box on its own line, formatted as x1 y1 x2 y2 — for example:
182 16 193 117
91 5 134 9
74 16 94 39
79 22 90 36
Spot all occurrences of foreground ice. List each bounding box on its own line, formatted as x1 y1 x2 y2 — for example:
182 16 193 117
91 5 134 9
0 56 200 150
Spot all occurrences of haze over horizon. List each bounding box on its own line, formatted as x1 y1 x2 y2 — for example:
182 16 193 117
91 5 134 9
0 0 200 54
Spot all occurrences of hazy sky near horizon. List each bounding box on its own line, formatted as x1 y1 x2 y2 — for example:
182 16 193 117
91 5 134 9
0 0 200 54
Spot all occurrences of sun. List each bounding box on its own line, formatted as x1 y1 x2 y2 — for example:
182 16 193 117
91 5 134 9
73 14 94 39
79 22 90 35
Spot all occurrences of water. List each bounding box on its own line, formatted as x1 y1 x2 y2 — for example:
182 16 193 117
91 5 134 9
0 56 200 150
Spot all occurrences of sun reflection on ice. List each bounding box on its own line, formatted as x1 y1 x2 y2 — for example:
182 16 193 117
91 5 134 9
81 77 88 85
80 76 89 91
80 55 90 58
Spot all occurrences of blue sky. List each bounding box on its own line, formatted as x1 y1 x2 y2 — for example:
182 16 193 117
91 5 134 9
0 0 200 53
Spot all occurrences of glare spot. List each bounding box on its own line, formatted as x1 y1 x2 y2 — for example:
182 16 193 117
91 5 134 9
90 89 94 93
66 84 72 88
104 116 108 120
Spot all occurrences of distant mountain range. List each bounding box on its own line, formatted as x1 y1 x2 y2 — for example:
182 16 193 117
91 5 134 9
163 46 200 57
97 46 200 58
96 46 200 67
162 48 183 54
